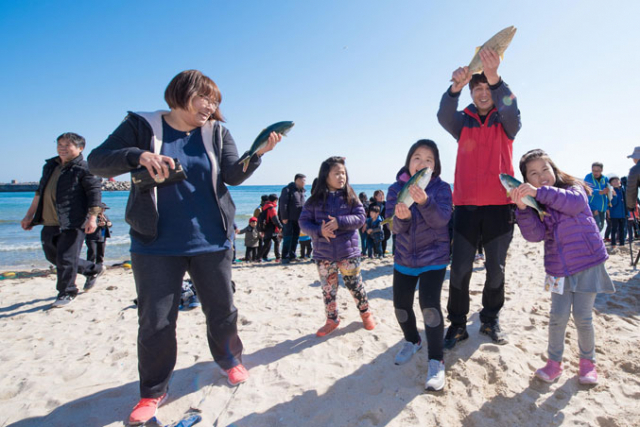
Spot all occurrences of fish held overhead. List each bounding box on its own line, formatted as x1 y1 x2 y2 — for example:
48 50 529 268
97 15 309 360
468 26 517 75
499 173 548 221
240 121 295 172
382 167 433 226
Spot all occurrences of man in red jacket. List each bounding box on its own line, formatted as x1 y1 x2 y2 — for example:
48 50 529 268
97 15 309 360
437 48 521 349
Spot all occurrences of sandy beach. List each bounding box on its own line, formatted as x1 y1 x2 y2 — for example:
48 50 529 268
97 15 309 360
1 229 639 427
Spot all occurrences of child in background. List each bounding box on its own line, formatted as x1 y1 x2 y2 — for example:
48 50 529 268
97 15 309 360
607 174 627 250
510 149 615 384
387 140 452 391
365 205 384 258
358 192 370 256
300 156 376 337
85 203 112 284
299 231 313 259
236 217 261 261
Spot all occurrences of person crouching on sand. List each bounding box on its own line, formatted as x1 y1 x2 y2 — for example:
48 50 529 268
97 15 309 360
509 149 615 384
386 139 452 391
299 156 376 337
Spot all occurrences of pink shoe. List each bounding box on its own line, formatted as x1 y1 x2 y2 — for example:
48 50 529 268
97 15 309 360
361 311 376 331
316 318 340 337
535 359 563 382
221 364 250 386
579 359 598 384
128 393 167 425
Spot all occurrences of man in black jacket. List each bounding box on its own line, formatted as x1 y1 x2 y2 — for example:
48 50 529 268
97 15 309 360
22 133 103 307
279 173 306 264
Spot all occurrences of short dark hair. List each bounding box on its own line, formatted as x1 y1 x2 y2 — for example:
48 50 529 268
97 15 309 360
261 194 269 202
268 194 278 202
592 162 603 169
164 70 225 122
370 205 380 213
520 149 592 196
57 132 86 150
294 173 306 181
404 139 441 178
469 72 488 91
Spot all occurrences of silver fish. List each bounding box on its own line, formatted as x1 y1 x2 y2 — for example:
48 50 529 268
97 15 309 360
240 121 295 172
499 173 547 221
607 183 614 206
382 167 433 226
468 26 517 75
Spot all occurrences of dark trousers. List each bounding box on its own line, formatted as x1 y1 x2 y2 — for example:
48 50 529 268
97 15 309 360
131 250 242 398
281 220 300 259
41 226 100 296
245 246 259 261
367 236 383 257
359 229 368 255
393 268 446 361
448 205 514 326
299 240 312 258
260 231 280 260
610 218 626 245
86 239 106 265
381 226 391 254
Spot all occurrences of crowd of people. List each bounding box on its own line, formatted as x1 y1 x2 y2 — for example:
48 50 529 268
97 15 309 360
17 51 640 424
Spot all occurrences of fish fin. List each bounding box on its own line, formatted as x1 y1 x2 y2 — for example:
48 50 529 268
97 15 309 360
381 216 393 227
500 53 505 60
538 210 549 221
240 156 251 173
474 46 481 54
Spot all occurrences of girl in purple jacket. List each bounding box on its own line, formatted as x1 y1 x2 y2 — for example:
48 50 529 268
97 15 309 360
299 157 376 337
510 149 615 385
386 140 453 391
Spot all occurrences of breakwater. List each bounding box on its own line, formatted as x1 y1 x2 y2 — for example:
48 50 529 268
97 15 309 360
0 181 131 192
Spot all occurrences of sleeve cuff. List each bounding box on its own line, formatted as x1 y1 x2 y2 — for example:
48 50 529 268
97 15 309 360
489 78 504 90
447 86 462 97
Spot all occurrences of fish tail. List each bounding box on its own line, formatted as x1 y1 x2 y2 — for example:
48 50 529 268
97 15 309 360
538 210 549 221
381 216 393 226
240 156 251 173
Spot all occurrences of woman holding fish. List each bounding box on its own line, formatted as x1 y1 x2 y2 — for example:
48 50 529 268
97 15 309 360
386 140 452 391
88 69 283 425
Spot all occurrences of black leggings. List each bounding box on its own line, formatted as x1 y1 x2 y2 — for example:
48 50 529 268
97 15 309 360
393 268 446 361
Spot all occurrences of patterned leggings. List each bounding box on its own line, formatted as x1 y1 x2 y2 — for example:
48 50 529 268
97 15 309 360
316 257 370 320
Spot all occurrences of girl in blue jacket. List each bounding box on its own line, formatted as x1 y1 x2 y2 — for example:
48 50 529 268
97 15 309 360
386 140 452 391
299 156 376 337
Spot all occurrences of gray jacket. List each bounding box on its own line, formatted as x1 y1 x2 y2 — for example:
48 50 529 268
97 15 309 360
88 111 261 244
627 162 640 211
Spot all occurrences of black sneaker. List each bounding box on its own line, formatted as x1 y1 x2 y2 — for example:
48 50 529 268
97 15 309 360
51 293 75 308
480 322 508 345
83 264 105 291
444 325 469 350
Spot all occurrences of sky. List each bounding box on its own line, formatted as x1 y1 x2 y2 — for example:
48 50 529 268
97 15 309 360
1 0 639 185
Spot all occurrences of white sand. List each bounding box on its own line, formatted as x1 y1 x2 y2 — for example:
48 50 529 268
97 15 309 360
1 229 639 427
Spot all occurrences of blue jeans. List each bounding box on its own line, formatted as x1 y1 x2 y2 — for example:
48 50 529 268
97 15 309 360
592 210 606 232
548 291 597 362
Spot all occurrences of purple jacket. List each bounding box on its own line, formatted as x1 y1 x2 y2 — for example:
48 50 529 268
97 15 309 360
387 168 452 268
299 191 365 261
516 185 608 277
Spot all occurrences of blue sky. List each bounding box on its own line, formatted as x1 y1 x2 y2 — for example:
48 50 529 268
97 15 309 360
1 0 638 185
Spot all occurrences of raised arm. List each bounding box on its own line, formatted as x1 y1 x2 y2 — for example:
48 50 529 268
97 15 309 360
536 185 589 217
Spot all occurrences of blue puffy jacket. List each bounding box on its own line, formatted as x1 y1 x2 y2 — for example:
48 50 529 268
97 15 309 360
584 173 609 213
299 191 365 261
386 168 452 268
608 187 626 219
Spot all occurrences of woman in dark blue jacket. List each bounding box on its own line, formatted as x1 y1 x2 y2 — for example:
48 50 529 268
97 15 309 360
386 140 452 391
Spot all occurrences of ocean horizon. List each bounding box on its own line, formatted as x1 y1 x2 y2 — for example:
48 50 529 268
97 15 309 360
0 184 391 271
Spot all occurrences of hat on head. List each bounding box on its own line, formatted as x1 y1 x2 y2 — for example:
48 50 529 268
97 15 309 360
608 173 619 181
628 146 640 159
250 217 258 222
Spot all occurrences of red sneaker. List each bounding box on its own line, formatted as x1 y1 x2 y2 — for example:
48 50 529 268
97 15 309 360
316 318 340 337
128 393 167 425
222 364 249 386
361 311 376 330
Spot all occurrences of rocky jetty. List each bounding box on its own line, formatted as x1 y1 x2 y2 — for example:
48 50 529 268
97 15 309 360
0 180 130 192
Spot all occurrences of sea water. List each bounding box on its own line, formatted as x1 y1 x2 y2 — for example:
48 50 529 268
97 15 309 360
0 184 389 270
